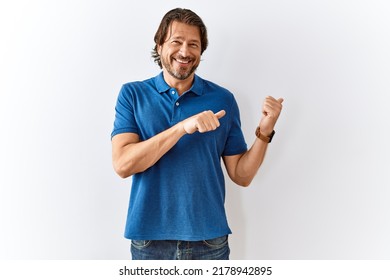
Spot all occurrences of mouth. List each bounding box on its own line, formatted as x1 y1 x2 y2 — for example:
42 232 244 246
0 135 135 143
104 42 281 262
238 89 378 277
174 57 192 66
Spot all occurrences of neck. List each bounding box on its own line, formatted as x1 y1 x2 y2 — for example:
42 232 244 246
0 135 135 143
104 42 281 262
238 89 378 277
162 71 194 95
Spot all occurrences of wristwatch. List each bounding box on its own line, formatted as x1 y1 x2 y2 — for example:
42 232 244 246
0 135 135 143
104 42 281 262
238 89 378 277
255 126 275 143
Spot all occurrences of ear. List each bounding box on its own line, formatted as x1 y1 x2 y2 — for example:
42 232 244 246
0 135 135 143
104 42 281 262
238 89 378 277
157 45 162 55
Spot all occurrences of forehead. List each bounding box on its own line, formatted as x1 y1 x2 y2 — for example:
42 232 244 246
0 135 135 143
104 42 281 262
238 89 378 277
165 20 201 42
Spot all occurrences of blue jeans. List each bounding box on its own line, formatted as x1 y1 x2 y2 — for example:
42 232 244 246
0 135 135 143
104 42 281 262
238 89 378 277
131 235 230 260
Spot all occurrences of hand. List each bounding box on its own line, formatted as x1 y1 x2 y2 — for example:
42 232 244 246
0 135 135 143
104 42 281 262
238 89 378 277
259 96 284 136
182 110 226 134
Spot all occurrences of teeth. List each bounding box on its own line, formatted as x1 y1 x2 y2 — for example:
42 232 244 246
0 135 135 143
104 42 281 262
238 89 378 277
176 59 190 64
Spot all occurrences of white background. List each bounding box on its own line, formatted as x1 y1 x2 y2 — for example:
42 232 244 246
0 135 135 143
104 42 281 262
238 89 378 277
1 0 389 260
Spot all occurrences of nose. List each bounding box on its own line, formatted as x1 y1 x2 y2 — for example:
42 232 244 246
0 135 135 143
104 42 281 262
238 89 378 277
178 43 189 57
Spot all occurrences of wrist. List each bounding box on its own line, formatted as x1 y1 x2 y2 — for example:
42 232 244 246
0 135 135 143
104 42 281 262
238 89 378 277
255 126 275 143
176 121 189 136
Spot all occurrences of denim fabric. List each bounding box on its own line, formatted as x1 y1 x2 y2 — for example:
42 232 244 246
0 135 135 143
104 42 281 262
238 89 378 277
131 235 230 260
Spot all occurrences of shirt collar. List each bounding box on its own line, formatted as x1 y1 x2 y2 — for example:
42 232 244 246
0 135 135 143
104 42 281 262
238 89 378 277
154 72 204 96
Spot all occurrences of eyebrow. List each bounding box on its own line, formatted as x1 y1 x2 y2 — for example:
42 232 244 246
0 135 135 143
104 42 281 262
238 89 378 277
170 36 200 44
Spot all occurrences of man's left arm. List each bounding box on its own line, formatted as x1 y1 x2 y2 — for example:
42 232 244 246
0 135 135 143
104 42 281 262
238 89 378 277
223 96 284 187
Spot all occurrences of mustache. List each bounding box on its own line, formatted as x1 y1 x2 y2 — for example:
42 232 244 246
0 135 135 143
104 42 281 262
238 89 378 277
174 55 194 61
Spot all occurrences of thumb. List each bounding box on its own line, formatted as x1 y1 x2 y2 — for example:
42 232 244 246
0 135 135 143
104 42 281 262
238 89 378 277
277 98 284 104
215 110 226 119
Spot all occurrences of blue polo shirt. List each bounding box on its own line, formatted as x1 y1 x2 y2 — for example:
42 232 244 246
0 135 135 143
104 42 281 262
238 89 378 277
112 72 247 241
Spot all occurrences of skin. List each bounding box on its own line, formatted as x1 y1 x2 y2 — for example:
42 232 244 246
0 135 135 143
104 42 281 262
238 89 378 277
112 21 283 186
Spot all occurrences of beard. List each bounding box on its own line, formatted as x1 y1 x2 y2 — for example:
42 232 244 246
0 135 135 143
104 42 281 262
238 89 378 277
161 55 199 80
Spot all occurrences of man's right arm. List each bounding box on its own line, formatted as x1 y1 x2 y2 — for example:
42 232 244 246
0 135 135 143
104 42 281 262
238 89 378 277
111 124 186 178
111 110 226 178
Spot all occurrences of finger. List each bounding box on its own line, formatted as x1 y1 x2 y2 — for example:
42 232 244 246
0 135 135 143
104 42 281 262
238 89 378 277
195 112 212 132
263 102 282 118
198 111 222 132
266 96 277 101
266 96 283 103
264 97 283 108
215 110 226 119
201 118 215 131
196 121 207 133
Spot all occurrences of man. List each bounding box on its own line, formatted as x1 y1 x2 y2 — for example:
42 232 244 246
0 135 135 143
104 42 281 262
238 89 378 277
111 8 283 260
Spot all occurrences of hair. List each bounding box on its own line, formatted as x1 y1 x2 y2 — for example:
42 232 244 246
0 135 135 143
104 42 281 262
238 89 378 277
152 8 208 68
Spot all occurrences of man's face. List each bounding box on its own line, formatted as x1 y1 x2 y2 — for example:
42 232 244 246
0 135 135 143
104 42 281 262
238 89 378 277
158 21 202 81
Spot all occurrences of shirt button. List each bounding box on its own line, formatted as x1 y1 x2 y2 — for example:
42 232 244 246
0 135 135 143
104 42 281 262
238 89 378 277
176 102 180 106
171 90 175 95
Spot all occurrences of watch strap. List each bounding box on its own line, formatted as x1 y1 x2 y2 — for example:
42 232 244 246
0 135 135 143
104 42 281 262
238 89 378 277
255 126 275 143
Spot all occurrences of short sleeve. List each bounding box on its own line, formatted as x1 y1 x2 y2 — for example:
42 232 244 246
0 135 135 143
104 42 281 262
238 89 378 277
111 84 139 139
222 96 247 156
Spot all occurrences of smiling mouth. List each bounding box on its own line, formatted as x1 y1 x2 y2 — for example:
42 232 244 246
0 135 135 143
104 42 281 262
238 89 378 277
174 57 192 65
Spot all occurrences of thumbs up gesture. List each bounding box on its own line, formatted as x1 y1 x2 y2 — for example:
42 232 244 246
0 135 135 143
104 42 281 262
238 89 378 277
258 96 284 136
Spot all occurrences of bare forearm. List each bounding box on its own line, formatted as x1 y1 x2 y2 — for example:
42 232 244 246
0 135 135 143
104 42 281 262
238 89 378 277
227 96 284 186
234 138 269 186
113 110 226 178
113 124 186 178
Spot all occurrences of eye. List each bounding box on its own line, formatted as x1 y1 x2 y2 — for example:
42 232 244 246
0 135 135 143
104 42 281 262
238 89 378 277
190 43 199 48
171 40 181 45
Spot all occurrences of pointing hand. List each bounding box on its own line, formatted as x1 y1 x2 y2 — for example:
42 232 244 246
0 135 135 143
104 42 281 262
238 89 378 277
182 110 226 134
